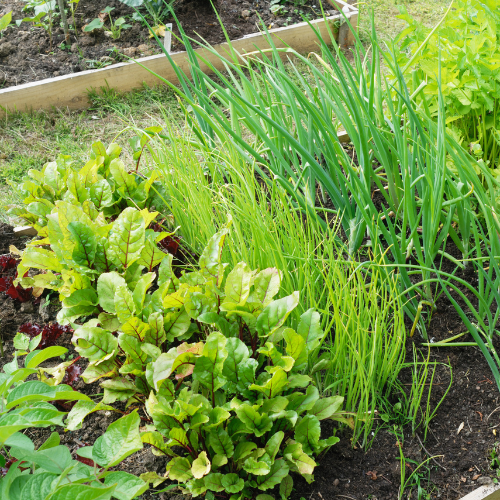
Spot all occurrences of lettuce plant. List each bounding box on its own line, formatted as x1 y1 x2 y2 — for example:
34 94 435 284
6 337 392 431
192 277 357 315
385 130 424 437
8 139 168 232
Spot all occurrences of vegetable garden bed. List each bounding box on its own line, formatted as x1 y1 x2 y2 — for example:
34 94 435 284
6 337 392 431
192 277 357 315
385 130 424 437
0 0 357 115
1 219 500 500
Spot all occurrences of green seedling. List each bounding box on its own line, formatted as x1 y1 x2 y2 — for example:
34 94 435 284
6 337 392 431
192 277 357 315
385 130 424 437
84 6 132 40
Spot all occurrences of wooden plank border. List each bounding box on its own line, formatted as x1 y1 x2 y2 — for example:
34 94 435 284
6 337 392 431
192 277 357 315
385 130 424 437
460 484 500 500
0 0 357 116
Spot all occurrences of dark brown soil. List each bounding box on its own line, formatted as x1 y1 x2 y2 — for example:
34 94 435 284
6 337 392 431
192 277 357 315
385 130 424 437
0 0 337 88
1 220 499 500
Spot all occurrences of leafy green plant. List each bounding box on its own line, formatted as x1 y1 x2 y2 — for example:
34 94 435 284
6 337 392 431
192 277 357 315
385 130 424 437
15 202 173 326
0 344 90 444
84 7 132 40
65 223 328 402
1 412 148 500
0 11 12 38
120 0 172 29
390 0 500 181
143 330 342 498
18 1 58 49
0 329 148 499
8 139 167 232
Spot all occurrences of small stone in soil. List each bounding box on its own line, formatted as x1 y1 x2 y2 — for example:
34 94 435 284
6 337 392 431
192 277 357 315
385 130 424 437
122 47 137 57
477 476 493 485
241 9 252 17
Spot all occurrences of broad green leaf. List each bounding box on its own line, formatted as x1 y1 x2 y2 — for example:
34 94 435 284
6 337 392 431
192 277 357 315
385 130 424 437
97 272 127 314
233 442 257 463
152 343 202 390
185 291 216 319
279 475 294 499
73 326 118 363
118 333 148 374
90 179 114 209
256 292 299 337
10 445 72 473
13 332 30 351
250 268 282 306
193 332 228 392
164 307 191 341
208 427 234 457
109 159 137 200
101 378 138 404
167 456 193 481
0 11 12 31
145 312 166 347
192 451 211 479
250 368 288 399
212 454 228 469
132 272 155 312
108 207 145 269
103 471 148 500
283 328 307 365
19 472 58 500
199 222 231 285
38 432 60 451
121 317 150 341
204 472 225 492
235 404 272 437
18 247 63 273
224 262 252 306
6 381 90 409
222 338 249 384
256 459 290 491
49 484 116 500
82 358 119 383
294 415 321 454
137 232 167 271
287 385 319 414
115 285 136 324
221 473 244 494
157 253 174 287
265 431 284 461
92 412 143 467
283 442 316 475
141 431 172 457
243 457 271 475
26 346 68 368
139 471 166 487
297 309 324 352
287 374 311 389
68 221 97 268
66 401 114 431
5 432 34 452
310 396 344 420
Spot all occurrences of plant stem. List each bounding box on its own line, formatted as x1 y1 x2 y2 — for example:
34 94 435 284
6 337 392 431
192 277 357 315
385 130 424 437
57 0 70 42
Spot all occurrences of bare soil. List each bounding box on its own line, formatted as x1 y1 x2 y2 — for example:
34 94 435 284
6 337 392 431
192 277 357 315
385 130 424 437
0 0 337 88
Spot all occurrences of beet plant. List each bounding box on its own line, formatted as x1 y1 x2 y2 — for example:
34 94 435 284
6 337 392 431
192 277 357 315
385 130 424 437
8 138 167 231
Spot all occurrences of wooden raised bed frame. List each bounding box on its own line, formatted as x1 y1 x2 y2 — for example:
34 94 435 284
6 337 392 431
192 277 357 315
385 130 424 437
0 0 358 116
